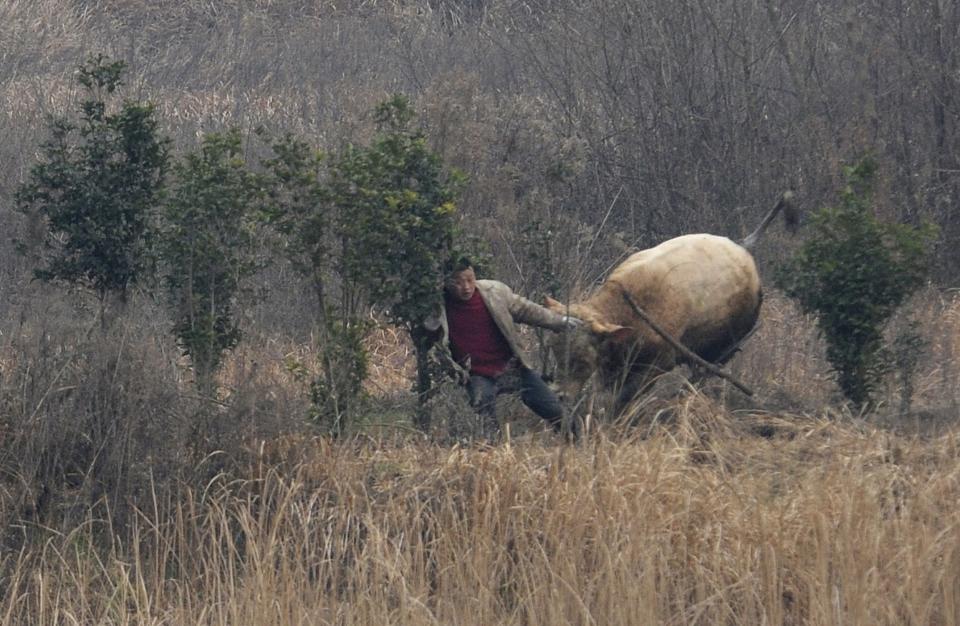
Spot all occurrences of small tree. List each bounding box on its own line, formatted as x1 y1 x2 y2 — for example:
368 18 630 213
776 158 937 408
259 132 332 308
287 318 370 435
15 54 168 323
333 95 464 431
260 132 369 433
158 130 261 395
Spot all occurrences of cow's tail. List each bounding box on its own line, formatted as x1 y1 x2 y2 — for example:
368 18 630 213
740 191 797 251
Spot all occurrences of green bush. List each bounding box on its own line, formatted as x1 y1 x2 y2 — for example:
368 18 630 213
15 54 169 321
776 158 937 408
260 132 368 434
258 131 332 308
306 316 370 435
332 95 464 431
158 130 261 394
260 99 467 434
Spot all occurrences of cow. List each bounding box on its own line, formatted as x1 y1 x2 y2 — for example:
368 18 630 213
545 193 794 414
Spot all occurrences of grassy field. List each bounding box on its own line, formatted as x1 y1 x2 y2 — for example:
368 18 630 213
3 408 960 625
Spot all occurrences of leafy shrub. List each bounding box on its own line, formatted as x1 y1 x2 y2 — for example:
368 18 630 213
158 130 261 394
776 158 937 408
15 54 168 320
332 95 464 430
293 316 370 435
259 131 332 307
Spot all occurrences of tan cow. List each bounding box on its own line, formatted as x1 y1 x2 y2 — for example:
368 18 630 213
546 193 793 413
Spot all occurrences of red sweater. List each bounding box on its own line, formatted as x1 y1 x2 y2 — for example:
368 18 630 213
446 290 514 377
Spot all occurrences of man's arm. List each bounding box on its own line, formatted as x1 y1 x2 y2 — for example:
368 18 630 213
505 288 580 331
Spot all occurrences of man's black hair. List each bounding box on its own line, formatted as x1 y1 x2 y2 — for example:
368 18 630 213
446 255 475 276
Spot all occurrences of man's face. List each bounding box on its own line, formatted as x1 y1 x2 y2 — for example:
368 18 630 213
445 267 477 302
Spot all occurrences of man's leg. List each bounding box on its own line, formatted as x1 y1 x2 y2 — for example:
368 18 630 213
467 374 500 439
519 368 580 441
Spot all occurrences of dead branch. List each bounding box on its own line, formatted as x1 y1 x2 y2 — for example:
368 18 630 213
620 290 755 397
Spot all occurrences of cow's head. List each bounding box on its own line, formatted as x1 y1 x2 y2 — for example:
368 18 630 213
544 296 635 398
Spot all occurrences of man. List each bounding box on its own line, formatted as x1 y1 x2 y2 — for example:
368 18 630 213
426 257 582 441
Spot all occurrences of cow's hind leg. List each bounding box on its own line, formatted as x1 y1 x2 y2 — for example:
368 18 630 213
712 320 762 367
685 320 763 396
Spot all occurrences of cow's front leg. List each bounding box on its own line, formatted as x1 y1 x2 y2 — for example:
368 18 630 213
612 353 677 419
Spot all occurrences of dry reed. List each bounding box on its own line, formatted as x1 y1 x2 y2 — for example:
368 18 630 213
2 408 959 625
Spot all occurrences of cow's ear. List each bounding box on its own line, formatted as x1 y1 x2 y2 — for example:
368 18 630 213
609 327 635 344
544 296 565 313
590 321 634 343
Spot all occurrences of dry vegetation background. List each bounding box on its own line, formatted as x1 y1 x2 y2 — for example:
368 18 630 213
1 0 960 623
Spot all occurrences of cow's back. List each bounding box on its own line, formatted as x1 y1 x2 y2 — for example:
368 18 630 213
595 234 761 362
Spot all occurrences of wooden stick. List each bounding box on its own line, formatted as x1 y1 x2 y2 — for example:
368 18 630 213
620 289 754 397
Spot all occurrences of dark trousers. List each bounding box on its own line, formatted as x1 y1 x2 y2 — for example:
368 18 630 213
467 367 565 437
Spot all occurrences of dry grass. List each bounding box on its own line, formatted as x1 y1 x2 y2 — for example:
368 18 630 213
1 264 957 626
2 407 959 625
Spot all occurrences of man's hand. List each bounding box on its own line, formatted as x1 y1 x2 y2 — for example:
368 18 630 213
422 308 443 332
450 356 471 386
562 315 584 329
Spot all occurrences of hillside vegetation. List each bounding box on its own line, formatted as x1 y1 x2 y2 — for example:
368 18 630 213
1 0 960 623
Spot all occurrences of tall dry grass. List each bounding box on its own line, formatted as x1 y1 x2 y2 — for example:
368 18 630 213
2 405 960 625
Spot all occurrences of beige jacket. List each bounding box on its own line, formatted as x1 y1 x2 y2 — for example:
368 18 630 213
425 279 568 377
